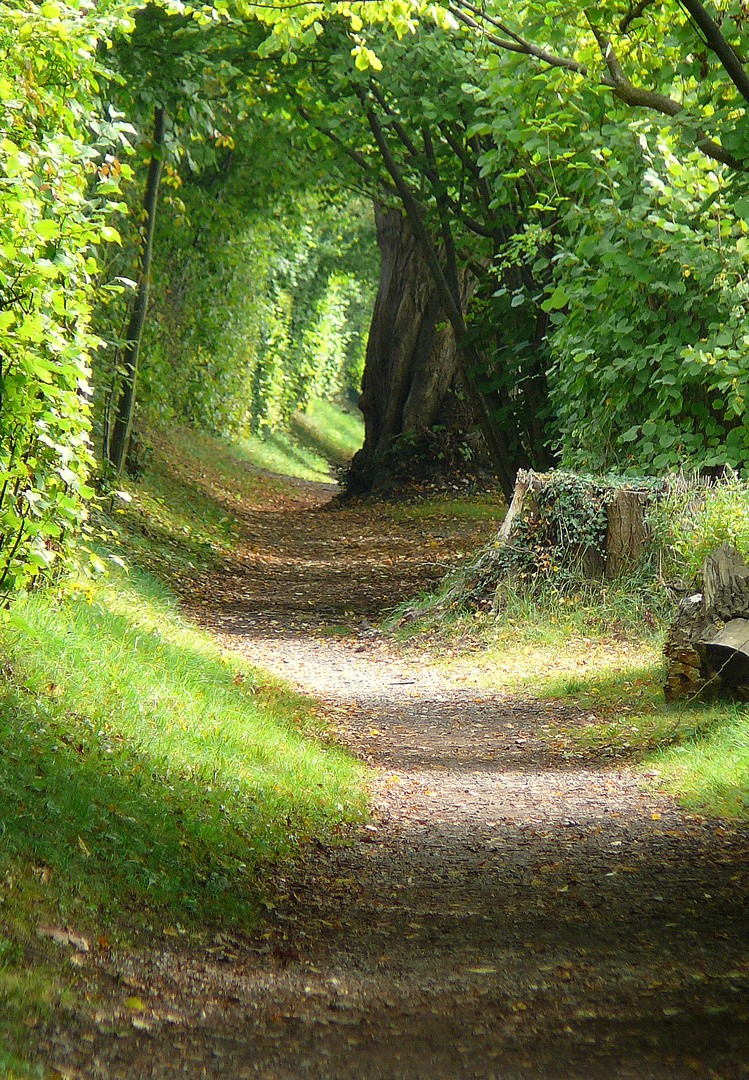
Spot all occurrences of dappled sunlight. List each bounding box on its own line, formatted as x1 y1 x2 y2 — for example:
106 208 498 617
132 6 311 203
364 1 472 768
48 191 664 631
447 637 661 696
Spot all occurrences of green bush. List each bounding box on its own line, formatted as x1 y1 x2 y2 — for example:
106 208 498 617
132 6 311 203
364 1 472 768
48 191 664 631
0 3 132 596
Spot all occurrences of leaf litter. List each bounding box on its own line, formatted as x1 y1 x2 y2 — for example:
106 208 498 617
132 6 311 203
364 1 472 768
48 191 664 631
33 476 749 1079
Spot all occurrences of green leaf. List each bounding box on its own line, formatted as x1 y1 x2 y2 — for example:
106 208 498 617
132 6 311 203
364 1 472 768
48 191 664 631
540 286 569 313
33 220 59 242
620 427 640 443
98 226 121 245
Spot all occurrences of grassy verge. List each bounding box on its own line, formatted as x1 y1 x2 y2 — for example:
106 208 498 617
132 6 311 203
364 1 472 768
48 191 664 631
398 573 749 819
0 422 369 1070
0 571 367 927
223 395 365 482
290 398 364 470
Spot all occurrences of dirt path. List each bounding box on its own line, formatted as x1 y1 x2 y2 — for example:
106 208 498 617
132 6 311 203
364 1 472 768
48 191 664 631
51 483 749 1079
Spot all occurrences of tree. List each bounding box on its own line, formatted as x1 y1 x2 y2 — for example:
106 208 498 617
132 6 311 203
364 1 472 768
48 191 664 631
450 0 749 475
99 3 253 473
104 104 166 475
284 20 560 496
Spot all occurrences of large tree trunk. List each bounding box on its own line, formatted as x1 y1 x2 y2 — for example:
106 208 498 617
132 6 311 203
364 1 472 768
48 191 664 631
347 205 483 494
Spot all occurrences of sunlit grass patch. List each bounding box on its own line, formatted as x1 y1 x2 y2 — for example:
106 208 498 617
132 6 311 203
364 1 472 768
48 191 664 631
394 575 665 652
0 567 368 936
107 426 290 581
238 429 333 482
653 704 749 817
156 426 290 502
290 398 364 468
449 631 661 697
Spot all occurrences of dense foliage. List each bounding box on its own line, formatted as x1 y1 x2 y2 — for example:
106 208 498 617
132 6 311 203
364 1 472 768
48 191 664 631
0 1 134 597
131 186 375 438
10 0 749 591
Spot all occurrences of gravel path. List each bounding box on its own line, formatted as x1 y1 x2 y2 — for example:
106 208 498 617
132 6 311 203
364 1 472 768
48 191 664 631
46 485 749 1079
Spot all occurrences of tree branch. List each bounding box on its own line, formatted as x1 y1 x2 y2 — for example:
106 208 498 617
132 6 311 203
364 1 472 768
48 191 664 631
294 100 398 197
359 90 464 335
368 83 421 160
359 90 515 493
591 24 744 169
449 2 592 76
422 124 461 306
366 86 498 236
678 0 749 105
450 1 745 171
619 0 656 33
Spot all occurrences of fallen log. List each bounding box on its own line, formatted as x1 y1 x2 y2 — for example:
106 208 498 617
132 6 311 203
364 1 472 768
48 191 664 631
664 542 749 702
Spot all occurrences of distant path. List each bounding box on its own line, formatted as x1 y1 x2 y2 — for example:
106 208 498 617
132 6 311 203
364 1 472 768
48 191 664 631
70 485 749 1079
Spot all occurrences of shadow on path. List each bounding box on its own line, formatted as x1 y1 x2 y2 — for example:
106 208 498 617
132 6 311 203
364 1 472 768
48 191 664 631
46 486 749 1079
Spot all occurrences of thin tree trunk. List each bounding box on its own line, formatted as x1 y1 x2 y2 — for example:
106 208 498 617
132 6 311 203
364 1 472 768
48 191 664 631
106 105 166 475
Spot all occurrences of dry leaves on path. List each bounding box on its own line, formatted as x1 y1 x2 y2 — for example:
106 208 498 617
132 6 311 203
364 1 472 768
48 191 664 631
38 480 749 1080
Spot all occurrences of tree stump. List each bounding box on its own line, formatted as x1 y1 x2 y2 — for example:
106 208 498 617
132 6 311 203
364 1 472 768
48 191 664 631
494 470 652 580
663 542 749 702
605 488 650 579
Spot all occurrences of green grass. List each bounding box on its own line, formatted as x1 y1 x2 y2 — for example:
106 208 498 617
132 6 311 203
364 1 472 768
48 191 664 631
238 429 335 482
385 491 506 524
0 568 367 1064
290 398 364 469
392 569 667 647
0 570 367 926
542 665 749 816
399 566 749 814
653 704 749 816
0 1045 45 1080
0 422 371 1068
106 420 333 587
222 396 365 483
144 397 362 489
441 585 749 816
